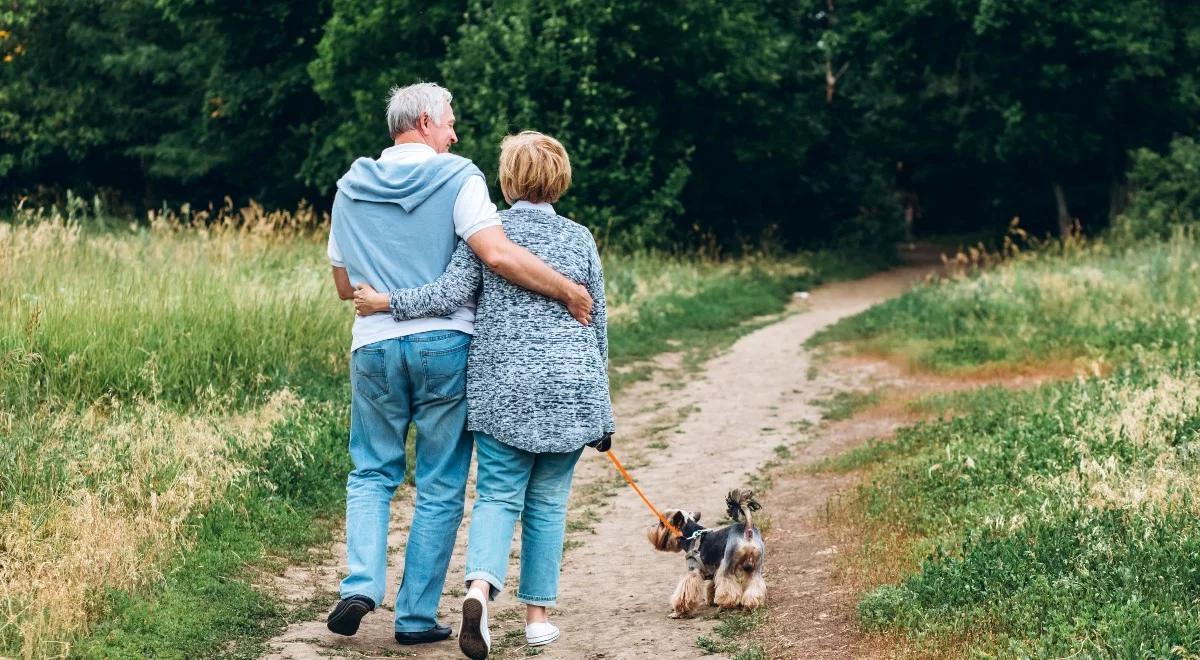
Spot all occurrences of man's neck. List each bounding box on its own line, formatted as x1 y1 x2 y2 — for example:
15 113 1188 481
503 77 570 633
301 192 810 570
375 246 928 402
393 132 434 149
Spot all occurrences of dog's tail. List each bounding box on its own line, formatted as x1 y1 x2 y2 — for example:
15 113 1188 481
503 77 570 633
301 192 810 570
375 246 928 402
726 489 761 540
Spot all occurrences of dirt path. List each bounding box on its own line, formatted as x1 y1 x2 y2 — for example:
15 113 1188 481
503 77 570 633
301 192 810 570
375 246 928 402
263 261 938 660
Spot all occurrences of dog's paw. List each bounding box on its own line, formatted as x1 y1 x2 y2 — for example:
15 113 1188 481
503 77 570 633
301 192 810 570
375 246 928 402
739 593 763 610
713 579 741 609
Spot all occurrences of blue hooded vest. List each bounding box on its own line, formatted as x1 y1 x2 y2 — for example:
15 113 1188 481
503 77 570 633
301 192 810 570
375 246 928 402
332 152 483 294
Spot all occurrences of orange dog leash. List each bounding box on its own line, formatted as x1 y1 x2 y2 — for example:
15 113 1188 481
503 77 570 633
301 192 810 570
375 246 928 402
605 449 685 538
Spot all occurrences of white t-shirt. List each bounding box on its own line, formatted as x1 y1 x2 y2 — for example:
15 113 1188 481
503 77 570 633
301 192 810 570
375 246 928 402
329 143 501 350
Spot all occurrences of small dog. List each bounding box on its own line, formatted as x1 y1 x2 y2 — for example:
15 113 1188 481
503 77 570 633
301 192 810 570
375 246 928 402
647 489 766 618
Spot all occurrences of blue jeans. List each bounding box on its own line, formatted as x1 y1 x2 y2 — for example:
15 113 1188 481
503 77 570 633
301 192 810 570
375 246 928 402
464 432 583 606
340 331 473 633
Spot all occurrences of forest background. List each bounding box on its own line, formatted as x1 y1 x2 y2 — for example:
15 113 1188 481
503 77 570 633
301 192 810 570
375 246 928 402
4 0 1199 248
6 3 1200 658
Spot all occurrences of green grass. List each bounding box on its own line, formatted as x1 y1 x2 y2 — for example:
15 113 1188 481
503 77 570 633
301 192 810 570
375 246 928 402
814 388 883 422
696 608 769 657
812 230 1200 373
0 204 884 659
814 229 1200 656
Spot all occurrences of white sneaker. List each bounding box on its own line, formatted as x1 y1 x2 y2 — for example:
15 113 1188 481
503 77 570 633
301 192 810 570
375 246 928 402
525 621 560 647
459 589 490 659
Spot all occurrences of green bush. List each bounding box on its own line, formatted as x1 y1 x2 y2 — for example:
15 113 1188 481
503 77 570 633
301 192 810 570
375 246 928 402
1115 137 1200 240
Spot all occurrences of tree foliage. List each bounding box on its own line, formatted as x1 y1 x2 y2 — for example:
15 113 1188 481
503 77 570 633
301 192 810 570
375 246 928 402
835 0 1200 236
2 1 1198 246
1115 136 1200 239
0 0 328 208
301 0 465 190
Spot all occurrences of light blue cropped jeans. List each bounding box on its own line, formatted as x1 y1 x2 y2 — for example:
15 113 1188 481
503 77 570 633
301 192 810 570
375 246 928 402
464 432 583 606
340 331 473 633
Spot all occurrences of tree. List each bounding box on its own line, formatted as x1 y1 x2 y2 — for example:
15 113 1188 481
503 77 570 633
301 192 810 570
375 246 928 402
300 0 466 192
836 0 1199 236
440 0 869 248
0 0 329 209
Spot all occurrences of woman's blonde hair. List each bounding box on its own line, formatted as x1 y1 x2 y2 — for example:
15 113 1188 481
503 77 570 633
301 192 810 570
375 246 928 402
498 131 572 205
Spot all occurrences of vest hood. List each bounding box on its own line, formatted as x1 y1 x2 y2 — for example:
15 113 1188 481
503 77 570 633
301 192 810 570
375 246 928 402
335 153 478 213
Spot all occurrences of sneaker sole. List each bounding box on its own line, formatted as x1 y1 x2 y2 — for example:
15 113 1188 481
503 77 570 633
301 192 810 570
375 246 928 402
459 598 489 660
526 630 560 647
326 599 371 636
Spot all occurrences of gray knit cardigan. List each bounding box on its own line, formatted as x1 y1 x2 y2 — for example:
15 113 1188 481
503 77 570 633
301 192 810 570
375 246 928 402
388 207 614 453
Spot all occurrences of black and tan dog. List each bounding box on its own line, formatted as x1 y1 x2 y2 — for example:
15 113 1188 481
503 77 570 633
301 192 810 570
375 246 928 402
647 489 766 618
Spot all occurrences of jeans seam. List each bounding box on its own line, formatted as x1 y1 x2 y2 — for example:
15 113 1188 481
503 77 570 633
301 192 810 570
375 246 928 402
405 331 466 343
516 591 557 605
419 341 471 357
464 569 504 600
464 568 503 583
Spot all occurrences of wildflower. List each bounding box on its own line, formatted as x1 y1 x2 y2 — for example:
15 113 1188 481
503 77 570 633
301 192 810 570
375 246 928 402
0 30 8 39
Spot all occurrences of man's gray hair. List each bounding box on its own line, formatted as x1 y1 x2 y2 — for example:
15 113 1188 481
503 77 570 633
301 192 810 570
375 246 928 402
386 83 452 136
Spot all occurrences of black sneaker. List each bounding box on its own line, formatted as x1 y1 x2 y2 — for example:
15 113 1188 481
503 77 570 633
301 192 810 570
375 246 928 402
326 595 375 636
394 624 452 645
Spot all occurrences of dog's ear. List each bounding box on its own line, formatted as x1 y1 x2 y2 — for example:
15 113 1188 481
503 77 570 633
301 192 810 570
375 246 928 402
692 511 701 523
669 510 686 528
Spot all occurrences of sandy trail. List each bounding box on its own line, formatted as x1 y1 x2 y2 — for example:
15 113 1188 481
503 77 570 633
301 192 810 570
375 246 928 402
263 261 937 660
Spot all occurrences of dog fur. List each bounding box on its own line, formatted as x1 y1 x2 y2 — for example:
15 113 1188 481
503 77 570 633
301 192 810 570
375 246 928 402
647 490 766 618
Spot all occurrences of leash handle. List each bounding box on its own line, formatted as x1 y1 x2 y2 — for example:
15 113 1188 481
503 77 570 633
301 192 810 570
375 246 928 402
605 449 685 538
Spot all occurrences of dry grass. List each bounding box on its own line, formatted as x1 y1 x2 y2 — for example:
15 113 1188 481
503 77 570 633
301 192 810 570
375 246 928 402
0 391 300 659
1039 374 1200 515
1 198 331 657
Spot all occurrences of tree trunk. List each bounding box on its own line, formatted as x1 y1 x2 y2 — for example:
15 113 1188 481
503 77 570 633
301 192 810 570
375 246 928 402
1052 182 1073 237
1107 179 1128 225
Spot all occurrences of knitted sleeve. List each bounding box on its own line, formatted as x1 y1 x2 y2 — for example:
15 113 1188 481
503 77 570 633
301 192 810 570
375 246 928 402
388 240 483 321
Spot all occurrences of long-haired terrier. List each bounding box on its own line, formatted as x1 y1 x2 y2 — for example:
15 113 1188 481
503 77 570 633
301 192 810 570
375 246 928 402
647 489 766 618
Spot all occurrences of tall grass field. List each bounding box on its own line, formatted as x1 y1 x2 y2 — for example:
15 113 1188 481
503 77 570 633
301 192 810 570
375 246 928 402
813 229 1200 656
0 199 862 659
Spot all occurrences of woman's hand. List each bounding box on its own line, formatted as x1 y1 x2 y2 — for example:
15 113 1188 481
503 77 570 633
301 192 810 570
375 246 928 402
353 283 390 317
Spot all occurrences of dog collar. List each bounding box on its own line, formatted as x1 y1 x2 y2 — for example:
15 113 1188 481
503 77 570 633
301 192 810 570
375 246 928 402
683 529 707 542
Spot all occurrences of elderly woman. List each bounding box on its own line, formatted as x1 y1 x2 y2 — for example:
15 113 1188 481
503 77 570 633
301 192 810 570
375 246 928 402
354 131 613 659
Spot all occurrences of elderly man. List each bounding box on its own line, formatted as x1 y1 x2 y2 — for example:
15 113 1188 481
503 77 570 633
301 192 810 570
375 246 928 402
324 82 591 645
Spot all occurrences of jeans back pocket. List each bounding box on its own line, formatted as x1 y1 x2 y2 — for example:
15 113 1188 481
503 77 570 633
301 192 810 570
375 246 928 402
420 340 469 400
352 347 390 401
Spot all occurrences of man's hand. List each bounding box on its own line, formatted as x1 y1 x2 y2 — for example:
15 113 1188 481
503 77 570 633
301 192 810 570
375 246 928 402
565 282 592 326
353 283 391 317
